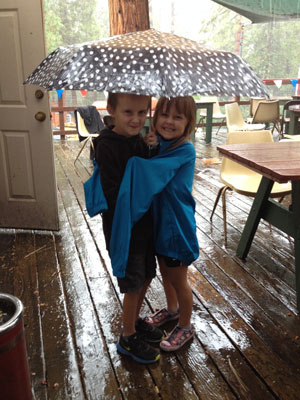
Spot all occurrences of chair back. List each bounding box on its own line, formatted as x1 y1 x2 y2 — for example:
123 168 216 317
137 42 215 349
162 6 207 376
225 102 245 131
200 96 222 115
75 110 90 138
280 100 300 135
252 100 280 124
249 97 266 117
221 130 273 177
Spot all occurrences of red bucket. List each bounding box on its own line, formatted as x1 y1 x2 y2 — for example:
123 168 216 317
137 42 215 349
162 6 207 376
0 293 33 400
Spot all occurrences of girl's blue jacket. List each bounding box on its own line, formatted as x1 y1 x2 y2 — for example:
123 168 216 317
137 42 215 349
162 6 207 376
110 137 199 278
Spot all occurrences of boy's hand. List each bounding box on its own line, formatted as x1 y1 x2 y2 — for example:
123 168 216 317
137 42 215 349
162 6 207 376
144 130 158 147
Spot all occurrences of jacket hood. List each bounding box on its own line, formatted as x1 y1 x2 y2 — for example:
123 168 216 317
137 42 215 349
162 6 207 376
158 134 183 153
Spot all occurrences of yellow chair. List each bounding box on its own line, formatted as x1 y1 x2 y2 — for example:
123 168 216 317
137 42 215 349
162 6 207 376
210 130 291 244
74 110 100 165
280 135 300 142
249 100 281 134
198 96 225 135
225 102 265 132
249 97 266 117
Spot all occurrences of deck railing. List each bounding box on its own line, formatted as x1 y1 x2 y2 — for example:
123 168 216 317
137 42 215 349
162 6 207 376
51 78 300 138
51 99 251 138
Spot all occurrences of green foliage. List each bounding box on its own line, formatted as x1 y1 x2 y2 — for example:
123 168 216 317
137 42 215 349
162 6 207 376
43 0 109 54
197 4 300 98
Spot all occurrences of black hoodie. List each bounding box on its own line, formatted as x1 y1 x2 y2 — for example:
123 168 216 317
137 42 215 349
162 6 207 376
93 127 155 252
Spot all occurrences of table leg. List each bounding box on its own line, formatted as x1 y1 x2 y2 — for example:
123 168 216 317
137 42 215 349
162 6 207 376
236 177 274 259
205 104 213 144
292 182 300 311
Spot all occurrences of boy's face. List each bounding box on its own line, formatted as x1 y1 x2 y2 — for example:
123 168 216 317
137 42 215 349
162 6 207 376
107 94 149 137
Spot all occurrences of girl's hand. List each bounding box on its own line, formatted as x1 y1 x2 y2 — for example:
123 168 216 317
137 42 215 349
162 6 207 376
144 130 158 146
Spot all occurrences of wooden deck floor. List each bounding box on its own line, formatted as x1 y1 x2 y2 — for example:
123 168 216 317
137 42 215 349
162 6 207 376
1 130 300 400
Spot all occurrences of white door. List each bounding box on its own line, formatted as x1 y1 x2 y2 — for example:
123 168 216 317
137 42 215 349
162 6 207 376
0 0 59 230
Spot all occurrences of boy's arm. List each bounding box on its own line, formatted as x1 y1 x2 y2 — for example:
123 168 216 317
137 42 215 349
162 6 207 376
94 141 123 211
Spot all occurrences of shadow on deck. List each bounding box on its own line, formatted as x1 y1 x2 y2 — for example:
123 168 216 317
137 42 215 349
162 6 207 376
1 129 300 400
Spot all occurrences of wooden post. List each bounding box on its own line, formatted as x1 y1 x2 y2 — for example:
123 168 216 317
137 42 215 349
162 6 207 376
108 0 150 35
58 91 66 140
233 15 242 103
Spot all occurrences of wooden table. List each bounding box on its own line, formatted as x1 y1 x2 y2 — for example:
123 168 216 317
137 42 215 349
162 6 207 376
217 141 300 310
196 101 215 144
288 104 300 135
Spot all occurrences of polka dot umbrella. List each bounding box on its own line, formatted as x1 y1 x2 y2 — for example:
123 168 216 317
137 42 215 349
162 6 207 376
24 29 268 98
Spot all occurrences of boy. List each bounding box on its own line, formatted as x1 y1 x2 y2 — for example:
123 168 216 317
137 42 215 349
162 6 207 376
93 93 162 364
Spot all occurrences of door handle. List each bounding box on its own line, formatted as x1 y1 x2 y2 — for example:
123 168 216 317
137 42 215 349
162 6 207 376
35 112 46 122
35 89 44 99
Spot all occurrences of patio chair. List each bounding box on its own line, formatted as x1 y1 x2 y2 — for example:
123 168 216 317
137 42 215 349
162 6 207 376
248 100 281 134
225 102 265 132
198 96 225 135
280 100 300 138
210 130 291 244
249 97 266 117
74 110 101 165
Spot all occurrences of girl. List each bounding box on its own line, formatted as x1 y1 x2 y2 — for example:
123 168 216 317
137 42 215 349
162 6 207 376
110 96 199 352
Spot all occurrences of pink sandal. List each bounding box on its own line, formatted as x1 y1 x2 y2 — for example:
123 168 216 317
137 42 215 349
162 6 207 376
145 308 179 327
160 325 194 351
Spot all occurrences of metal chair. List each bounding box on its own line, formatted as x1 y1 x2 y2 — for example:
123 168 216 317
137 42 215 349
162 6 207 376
225 102 265 132
210 130 291 244
74 110 100 165
280 100 300 138
198 96 225 135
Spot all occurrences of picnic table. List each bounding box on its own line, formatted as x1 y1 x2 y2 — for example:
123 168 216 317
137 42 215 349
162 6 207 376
217 141 300 310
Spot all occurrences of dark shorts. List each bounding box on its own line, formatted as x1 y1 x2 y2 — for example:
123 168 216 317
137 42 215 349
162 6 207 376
157 254 182 268
117 240 156 293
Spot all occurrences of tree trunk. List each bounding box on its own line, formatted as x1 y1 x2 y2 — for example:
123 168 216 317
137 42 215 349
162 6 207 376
108 0 150 36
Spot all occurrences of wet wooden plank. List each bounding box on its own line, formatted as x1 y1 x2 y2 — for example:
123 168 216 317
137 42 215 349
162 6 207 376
193 164 294 273
146 278 270 400
193 241 300 367
189 265 300 400
13 231 47 400
0 231 16 294
56 152 163 399
193 170 296 299
2 136 300 400
66 141 265 400
60 138 300 400
56 143 204 399
60 142 238 399
62 142 236 400
34 231 85 399
55 164 123 400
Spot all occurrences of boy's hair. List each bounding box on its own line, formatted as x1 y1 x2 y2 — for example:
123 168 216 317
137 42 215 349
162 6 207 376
107 92 151 111
107 92 119 110
152 96 196 149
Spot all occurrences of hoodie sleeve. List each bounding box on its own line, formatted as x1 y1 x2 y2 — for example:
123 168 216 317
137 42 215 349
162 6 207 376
83 161 108 217
109 142 195 278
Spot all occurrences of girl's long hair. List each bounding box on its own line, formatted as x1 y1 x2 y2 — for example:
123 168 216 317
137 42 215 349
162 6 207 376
152 96 197 151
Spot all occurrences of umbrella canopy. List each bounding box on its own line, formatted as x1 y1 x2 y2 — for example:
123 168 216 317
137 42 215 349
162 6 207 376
24 29 268 98
211 0 300 23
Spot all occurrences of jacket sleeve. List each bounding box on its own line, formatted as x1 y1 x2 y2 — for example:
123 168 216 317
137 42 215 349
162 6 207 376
95 140 123 212
83 161 108 217
109 143 195 277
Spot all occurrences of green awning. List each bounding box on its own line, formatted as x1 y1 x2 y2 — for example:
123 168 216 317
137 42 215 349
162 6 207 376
212 0 300 23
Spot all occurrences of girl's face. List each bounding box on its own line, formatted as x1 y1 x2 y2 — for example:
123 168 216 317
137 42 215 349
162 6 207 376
156 103 188 140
